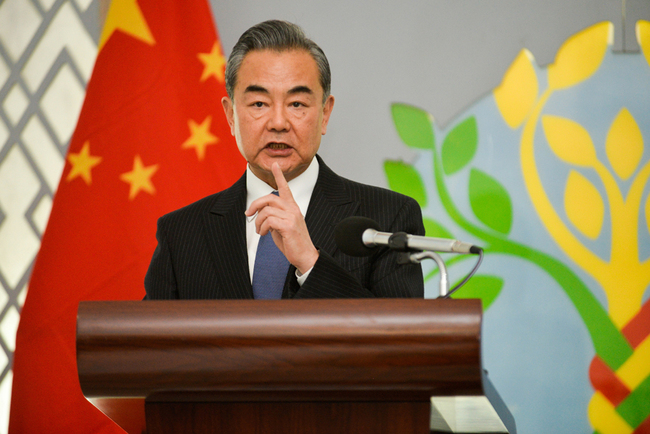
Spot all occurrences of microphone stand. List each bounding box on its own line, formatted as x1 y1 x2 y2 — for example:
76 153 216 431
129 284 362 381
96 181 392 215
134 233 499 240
399 251 450 297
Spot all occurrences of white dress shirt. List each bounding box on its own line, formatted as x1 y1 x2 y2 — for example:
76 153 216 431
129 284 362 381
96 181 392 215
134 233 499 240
245 158 319 286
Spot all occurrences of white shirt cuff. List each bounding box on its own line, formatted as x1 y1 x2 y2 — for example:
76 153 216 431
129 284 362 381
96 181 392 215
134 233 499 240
296 267 313 286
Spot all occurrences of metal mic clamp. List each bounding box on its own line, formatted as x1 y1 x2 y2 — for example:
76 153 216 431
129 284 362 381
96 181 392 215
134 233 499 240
388 232 409 251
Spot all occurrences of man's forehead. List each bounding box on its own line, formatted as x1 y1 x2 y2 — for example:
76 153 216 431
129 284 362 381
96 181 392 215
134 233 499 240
235 49 322 93
244 47 313 62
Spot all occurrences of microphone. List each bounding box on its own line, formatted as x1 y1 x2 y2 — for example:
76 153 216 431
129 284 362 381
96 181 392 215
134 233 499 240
334 216 482 256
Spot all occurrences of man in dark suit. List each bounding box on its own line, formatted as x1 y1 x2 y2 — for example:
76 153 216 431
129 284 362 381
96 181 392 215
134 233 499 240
144 20 424 299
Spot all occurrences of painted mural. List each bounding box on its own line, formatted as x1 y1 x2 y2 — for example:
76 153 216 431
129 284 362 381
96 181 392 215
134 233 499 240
385 22 650 433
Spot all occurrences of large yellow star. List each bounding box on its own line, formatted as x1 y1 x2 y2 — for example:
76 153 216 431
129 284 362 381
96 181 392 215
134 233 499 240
182 116 218 160
98 0 155 51
120 155 159 200
67 141 102 185
198 42 226 83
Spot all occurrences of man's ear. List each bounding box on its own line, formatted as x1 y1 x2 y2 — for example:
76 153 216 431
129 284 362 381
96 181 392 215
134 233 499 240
321 95 335 135
221 97 235 135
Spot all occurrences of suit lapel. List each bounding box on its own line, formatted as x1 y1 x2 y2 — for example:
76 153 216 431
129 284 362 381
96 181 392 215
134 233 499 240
203 174 253 299
306 157 359 256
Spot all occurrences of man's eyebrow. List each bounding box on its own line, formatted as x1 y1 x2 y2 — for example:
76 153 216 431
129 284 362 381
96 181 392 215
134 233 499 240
243 85 314 96
287 85 313 95
244 84 269 94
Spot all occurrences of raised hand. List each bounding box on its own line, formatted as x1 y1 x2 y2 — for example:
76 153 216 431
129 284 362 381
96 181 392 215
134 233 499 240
245 162 319 274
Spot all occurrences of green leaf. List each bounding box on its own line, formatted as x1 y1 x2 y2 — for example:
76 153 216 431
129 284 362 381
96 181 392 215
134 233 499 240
384 160 427 207
391 103 435 149
423 217 454 238
442 116 478 175
469 168 513 235
450 275 504 310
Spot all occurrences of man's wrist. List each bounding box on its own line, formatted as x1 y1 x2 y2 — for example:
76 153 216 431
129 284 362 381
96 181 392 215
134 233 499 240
296 249 319 275
295 249 319 285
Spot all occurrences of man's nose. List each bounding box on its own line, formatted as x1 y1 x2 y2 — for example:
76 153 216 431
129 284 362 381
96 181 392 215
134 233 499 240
267 105 290 131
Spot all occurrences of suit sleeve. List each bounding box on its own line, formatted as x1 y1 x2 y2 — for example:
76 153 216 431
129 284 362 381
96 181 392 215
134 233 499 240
291 197 425 298
144 218 180 300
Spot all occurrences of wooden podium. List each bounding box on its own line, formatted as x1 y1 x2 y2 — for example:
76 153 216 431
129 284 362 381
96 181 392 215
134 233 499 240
76 298 515 433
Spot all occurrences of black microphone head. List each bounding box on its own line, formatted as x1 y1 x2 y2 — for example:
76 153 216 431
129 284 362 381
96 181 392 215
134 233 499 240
334 216 381 257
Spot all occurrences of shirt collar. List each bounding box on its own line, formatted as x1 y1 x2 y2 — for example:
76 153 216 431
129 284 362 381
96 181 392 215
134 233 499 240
245 157 320 217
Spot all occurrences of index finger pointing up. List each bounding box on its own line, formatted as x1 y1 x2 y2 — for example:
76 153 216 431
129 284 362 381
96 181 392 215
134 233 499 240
272 162 294 200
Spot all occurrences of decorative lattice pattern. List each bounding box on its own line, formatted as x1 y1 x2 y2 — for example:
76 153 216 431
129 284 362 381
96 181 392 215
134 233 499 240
0 0 98 431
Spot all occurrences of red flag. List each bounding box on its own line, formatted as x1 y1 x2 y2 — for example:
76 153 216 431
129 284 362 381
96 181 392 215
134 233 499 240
9 0 245 432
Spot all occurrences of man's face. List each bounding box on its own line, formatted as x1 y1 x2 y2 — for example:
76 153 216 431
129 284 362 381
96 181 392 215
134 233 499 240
222 49 335 187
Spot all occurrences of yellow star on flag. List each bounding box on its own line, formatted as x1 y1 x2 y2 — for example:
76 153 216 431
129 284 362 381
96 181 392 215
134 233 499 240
198 42 226 82
98 0 155 51
182 116 219 160
67 141 102 185
120 155 159 200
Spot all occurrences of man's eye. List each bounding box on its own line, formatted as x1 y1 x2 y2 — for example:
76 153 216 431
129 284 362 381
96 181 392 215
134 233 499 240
253 102 264 107
291 102 304 108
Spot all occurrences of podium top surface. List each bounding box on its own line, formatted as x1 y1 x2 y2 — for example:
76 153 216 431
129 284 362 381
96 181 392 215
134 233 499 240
77 298 483 401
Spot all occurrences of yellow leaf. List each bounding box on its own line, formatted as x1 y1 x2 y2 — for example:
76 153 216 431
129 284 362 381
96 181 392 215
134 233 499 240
638 20 650 68
565 170 604 239
548 22 612 90
606 108 644 180
494 50 539 128
542 115 598 167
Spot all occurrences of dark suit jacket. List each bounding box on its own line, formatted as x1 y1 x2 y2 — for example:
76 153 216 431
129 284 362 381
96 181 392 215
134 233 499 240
144 156 424 299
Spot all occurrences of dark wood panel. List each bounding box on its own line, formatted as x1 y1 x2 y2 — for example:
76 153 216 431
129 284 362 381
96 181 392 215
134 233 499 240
145 401 431 434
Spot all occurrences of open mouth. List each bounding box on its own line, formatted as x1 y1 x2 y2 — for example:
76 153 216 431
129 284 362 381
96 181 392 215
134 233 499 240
267 143 290 150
